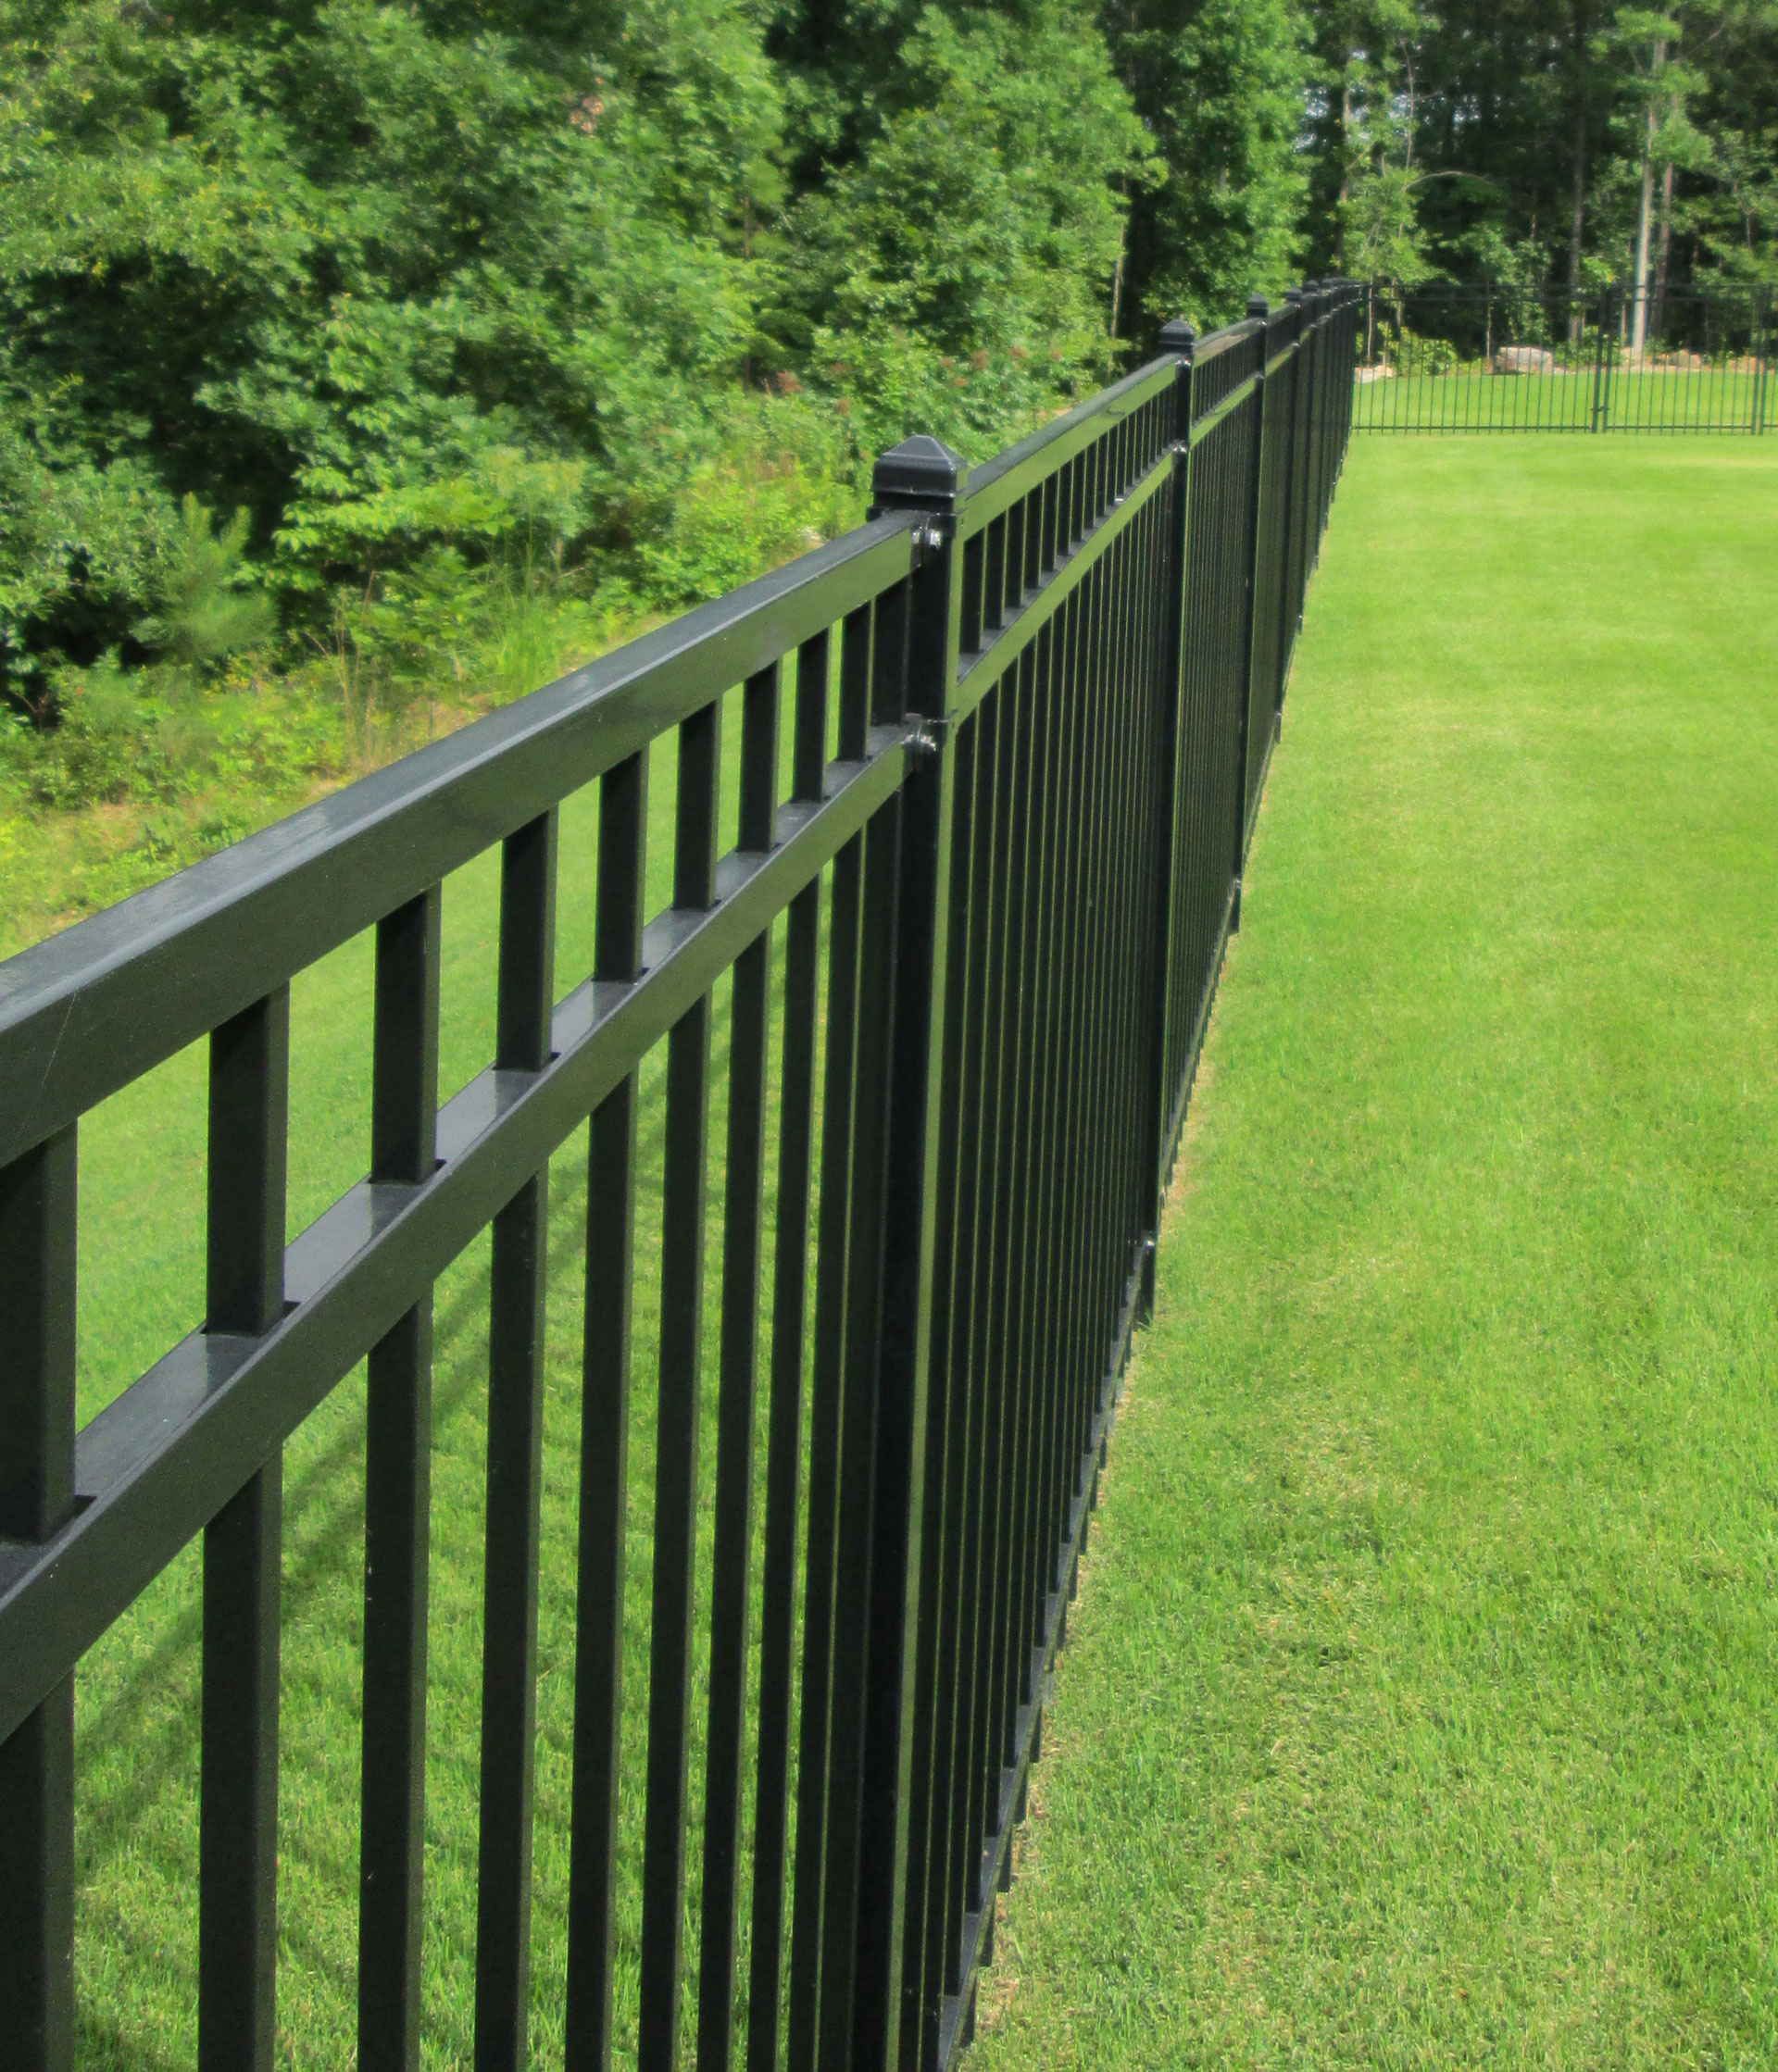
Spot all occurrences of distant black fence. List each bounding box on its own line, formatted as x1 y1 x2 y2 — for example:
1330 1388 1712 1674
0 281 1359 2072
1354 281 1774 433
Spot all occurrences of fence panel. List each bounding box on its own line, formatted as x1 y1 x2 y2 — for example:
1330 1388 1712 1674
0 283 1362 2072
1354 281 1774 433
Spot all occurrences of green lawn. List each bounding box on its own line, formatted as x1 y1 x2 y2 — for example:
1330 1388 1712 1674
968 437 1778 2068
47 435 1778 2066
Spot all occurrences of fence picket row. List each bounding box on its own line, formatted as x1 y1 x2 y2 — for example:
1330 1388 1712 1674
1353 281 1774 434
0 282 1362 2072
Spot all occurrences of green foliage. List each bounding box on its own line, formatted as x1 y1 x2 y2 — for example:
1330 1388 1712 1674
0 0 772 680
777 1 1152 445
1389 324 1459 371
629 392 863 605
1302 0 1778 299
18 655 336 808
0 0 1187 740
0 435 182 709
21 662 177 806
5 0 1772 819
1110 0 1314 333
138 499 274 668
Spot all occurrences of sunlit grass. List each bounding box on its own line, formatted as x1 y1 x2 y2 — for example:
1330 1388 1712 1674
968 437 1778 2069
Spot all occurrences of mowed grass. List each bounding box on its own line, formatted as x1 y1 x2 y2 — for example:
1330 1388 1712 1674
63 691 835 2067
968 438 1778 2069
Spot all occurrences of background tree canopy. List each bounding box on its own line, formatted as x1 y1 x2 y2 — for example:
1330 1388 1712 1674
0 0 1773 721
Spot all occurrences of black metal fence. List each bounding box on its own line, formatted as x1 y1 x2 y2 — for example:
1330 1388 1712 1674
1354 281 1773 433
0 281 1359 2072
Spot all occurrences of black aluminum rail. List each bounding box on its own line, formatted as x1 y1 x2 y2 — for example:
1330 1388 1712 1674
0 280 1361 2072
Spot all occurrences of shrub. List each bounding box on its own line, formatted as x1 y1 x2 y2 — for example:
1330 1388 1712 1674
134 502 275 670
0 442 184 715
628 394 863 606
26 663 181 808
1391 329 1460 376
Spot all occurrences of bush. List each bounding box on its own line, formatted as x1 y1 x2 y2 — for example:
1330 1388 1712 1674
135 502 274 669
628 393 863 607
20 651 341 811
1391 329 1460 376
24 663 181 808
0 443 184 714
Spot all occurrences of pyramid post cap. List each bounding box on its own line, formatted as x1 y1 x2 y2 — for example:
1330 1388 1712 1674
871 434 968 511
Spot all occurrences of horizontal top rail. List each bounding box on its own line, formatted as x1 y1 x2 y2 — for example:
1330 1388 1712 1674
0 735 906 1744
960 297 1335 543
959 356 1175 535
1190 315 1265 368
0 282 1362 1170
0 513 918 1167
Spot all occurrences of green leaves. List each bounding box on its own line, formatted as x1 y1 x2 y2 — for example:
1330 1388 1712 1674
1112 0 1313 331
13 0 1765 753
777 1 1150 452
135 499 272 668
1299 0 1778 299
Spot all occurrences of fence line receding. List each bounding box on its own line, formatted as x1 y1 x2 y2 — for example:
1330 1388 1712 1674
0 281 1360 2072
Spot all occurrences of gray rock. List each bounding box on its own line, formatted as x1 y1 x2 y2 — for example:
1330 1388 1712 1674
1494 345 1555 375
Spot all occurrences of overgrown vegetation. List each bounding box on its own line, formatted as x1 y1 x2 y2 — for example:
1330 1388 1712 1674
0 0 1150 748
2 0 1776 942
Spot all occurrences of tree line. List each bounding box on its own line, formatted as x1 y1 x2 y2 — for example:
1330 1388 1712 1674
0 0 1772 742
1310 1 1778 323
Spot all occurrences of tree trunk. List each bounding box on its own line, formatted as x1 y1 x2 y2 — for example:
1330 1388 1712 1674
1653 158 1675 337
1630 38 1666 356
1567 2 1588 346
1337 73 1352 272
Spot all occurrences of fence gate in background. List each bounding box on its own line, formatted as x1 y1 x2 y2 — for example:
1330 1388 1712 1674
0 282 1359 2072
1354 281 1773 433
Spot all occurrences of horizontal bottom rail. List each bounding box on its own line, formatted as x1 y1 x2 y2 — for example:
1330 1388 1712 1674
1160 876 1241 1199
937 1248 1147 2067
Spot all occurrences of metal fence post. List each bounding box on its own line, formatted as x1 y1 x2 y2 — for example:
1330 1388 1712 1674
1293 288 1326 555
1137 321 1196 1318
1230 294 1271 931
0 1128 77 2072
1591 286 1614 431
843 435 967 2072
1280 287 1310 692
1275 291 1306 722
